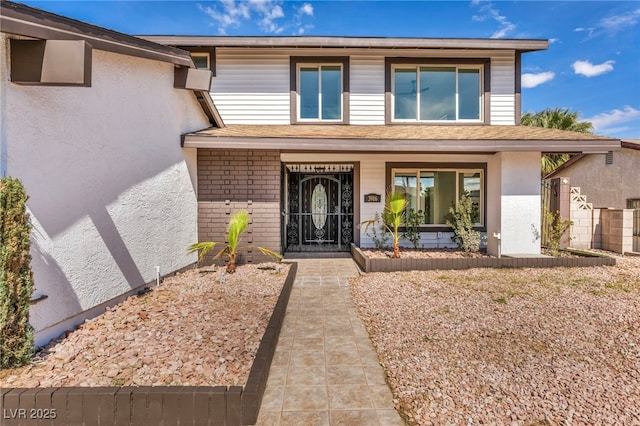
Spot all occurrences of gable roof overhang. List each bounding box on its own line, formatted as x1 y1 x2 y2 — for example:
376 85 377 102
183 125 620 153
141 36 548 53
545 138 639 179
1 0 224 127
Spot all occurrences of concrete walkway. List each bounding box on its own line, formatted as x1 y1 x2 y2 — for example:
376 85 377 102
256 259 405 425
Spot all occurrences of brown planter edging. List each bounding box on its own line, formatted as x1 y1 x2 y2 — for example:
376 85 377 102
350 244 616 273
1 262 297 426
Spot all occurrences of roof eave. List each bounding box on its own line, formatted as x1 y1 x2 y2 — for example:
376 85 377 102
1 0 192 67
140 35 548 52
183 134 619 153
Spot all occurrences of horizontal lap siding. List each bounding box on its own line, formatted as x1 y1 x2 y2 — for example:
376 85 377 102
212 48 518 126
350 56 385 125
490 51 515 125
211 51 290 124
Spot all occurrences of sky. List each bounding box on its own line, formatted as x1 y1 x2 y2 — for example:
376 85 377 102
18 0 640 139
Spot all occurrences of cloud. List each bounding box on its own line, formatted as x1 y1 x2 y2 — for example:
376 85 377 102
572 60 615 77
198 0 290 34
574 8 640 38
299 3 313 17
585 106 640 133
599 8 640 33
471 0 516 39
521 72 555 88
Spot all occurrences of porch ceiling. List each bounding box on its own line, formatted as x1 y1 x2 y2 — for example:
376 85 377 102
183 125 620 154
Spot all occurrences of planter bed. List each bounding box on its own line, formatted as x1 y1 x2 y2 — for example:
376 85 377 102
0 262 297 426
351 244 615 273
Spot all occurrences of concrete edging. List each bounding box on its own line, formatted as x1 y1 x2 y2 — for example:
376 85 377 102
350 244 616 272
1 262 298 426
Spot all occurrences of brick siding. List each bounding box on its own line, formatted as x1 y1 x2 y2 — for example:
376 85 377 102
197 149 281 264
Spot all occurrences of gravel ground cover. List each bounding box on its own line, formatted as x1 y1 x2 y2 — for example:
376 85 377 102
363 248 488 259
350 254 640 425
0 263 289 388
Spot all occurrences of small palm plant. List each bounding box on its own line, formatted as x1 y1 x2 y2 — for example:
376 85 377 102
361 191 408 258
188 210 281 274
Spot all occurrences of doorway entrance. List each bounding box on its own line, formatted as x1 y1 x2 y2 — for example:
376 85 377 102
283 164 354 252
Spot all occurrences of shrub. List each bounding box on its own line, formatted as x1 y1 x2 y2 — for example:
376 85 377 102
403 208 423 249
543 208 572 256
0 177 35 368
446 193 481 253
362 212 390 249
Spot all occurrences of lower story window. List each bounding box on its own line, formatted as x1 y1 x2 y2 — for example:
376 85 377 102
392 168 483 226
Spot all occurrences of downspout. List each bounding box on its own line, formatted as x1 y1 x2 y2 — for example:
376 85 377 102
1 37 8 177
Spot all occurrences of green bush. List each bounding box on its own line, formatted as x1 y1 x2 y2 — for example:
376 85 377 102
0 177 35 368
403 208 423 249
543 208 572 256
446 193 481 253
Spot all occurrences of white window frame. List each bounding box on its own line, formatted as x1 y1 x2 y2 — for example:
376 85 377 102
391 64 483 123
191 52 210 70
391 167 484 227
296 63 344 122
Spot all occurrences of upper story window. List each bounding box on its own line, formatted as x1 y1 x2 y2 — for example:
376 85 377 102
290 57 350 124
191 53 210 70
385 58 490 125
393 66 482 122
299 64 342 121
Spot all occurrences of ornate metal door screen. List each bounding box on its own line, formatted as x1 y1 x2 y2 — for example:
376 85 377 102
284 164 354 252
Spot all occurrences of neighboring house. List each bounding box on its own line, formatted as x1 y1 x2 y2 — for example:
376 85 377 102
546 140 640 253
546 140 640 209
0 0 221 346
142 35 620 258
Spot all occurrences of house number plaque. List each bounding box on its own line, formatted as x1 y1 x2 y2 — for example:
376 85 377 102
364 193 381 203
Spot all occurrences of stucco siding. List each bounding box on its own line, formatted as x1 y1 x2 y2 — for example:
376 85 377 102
499 151 541 255
559 150 640 209
3 45 210 346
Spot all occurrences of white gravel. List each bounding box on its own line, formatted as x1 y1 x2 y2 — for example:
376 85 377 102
0 263 289 388
350 255 640 425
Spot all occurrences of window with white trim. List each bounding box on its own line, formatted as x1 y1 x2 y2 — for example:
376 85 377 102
392 168 484 226
392 65 482 122
297 64 343 121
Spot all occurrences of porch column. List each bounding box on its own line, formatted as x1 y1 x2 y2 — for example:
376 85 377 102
487 151 541 256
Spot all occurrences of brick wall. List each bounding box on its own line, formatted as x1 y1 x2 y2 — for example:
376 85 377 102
570 207 634 254
197 149 281 264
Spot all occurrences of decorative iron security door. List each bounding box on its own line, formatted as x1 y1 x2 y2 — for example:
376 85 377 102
284 164 354 252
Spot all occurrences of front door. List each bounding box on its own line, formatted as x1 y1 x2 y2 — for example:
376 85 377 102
284 164 354 252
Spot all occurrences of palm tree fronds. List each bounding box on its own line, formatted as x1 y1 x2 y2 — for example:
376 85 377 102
188 241 218 263
256 246 283 261
227 210 249 251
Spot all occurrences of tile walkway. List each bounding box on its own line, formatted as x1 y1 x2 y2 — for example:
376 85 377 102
256 258 405 425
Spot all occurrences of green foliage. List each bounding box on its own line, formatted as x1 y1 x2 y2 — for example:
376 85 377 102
361 191 408 258
403 208 423 249
521 108 594 176
188 210 281 274
0 177 35 368
446 193 481 253
362 212 390 249
543 208 573 256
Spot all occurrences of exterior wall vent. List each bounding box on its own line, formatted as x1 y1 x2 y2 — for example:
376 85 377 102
605 151 613 165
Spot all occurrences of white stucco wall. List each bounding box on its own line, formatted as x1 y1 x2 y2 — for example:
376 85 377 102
2 35 210 346
488 151 542 255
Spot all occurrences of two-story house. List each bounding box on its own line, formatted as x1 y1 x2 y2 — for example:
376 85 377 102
0 0 621 346
145 35 620 258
